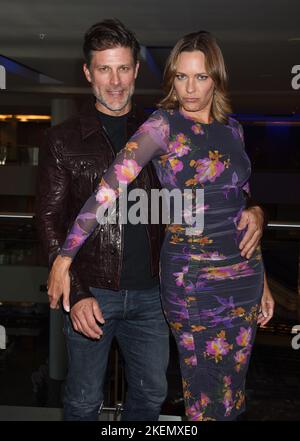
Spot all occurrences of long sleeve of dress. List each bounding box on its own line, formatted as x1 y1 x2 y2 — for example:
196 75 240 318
238 123 251 197
238 122 268 226
60 109 169 260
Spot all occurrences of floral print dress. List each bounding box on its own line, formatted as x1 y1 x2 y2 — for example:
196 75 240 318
60 108 264 421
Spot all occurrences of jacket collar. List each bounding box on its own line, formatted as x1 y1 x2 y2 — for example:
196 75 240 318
79 97 102 140
79 97 143 140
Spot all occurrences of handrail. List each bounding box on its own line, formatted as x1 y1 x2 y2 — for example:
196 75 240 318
266 221 300 229
0 212 34 219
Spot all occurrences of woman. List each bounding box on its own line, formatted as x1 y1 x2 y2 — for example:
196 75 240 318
48 31 274 421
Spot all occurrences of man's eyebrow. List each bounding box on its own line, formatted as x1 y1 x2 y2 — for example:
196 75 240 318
94 63 132 68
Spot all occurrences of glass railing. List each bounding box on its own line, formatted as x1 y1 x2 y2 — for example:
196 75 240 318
0 145 39 166
0 213 41 266
261 222 300 324
0 214 299 314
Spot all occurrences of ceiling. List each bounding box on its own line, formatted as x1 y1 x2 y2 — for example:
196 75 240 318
0 0 300 114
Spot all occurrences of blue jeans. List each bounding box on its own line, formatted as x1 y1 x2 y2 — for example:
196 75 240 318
63 285 170 421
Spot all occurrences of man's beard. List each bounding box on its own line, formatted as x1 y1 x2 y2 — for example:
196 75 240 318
93 85 134 112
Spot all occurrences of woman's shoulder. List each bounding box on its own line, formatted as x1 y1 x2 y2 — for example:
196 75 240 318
226 115 242 129
144 108 173 128
225 116 244 141
149 107 173 120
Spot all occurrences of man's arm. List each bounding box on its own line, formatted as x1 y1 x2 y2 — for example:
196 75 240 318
36 129 92 311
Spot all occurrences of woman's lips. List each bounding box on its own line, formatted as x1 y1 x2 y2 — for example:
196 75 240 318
183 98 199 102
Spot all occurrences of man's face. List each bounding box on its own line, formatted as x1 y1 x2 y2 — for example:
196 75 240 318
83 46 139 116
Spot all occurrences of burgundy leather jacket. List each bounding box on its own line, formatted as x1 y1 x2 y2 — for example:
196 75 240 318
36 99 164 307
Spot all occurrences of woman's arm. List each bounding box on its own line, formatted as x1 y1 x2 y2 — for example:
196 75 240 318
47 110 169 309
257 272 275 327
236 122 266 258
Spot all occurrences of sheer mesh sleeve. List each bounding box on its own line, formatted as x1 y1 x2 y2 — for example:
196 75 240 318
60 109 169 260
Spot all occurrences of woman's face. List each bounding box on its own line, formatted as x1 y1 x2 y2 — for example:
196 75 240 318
173 50 215 118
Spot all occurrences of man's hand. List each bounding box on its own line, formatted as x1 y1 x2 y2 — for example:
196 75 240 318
237 206 264 259
47 255 72 312
70 297 105 340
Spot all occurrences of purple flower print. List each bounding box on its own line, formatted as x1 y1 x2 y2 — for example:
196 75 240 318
204 330 233 362
134 110 169 145
167 292 190 321
169 158 184 174
191 155 225 184
223 376 232 387
234 348 250 372
179 332 195 351
186 393 211 421
223 389 234 417
242 181 251 196
169 133 192 157
173 266 189 286
198 262 254 282
191 124 205 135
236 327 252 347
62 212 96 250
184 355 197 366
222 172 239 199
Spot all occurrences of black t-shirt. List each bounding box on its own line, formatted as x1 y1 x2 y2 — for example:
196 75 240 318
98 110 159 290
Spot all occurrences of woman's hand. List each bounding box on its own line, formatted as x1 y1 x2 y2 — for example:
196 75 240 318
47 255 72 312
257 275 275 327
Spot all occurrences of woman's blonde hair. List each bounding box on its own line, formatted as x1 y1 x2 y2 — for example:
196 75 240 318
158 31 231 124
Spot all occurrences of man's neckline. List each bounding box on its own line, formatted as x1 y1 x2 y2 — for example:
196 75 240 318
97 109 131 120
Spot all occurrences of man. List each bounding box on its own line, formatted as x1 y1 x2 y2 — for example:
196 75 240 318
37 19 265 421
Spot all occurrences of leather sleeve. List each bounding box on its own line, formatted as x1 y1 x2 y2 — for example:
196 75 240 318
36 129 93 307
